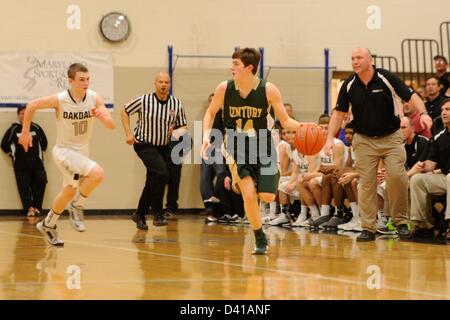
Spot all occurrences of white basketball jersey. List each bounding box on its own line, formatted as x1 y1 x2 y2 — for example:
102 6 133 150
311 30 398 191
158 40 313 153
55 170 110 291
56 89 96 152
349 145 356 167
277 140 294 173
343 145 349 165
318 138 344 167
293 150 309 173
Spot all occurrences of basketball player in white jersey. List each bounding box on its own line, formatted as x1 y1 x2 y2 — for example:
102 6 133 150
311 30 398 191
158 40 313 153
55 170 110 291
19 63 115 246
297 115 344 227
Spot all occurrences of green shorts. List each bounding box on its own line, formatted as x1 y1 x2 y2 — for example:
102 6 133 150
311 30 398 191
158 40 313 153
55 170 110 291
228 162 280 195
223 133 279 195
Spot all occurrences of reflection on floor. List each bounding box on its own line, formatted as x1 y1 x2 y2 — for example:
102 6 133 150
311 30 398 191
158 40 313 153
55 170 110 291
0 214 449 300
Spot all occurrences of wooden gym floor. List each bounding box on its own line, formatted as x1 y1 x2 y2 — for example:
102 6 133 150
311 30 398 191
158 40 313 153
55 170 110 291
0 214 449 300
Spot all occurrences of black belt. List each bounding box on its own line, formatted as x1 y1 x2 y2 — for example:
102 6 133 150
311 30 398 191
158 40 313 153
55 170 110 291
358 129 399 139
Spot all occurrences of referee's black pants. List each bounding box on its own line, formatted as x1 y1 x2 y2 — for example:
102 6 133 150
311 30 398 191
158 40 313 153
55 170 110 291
134 143 170 217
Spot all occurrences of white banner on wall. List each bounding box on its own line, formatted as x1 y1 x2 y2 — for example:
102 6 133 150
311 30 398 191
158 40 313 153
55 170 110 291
0 52 114 110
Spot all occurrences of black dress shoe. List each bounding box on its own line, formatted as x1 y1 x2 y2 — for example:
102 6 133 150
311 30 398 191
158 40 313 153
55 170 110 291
153 212 168 226
356 230 376 242
131 212 148 230
163 208 176 220
410 226 434 239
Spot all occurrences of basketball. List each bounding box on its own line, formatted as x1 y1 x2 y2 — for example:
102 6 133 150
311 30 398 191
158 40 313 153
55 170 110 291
294 123 325 155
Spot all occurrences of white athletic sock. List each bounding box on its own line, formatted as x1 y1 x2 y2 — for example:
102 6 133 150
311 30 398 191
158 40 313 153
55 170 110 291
349 202 359 218
377 210 387 221
309 205 320 218
260 201 266 214
44 210 61 228
73 193 88 207
269 201 277 215
320 205 330 217
300 205 308 216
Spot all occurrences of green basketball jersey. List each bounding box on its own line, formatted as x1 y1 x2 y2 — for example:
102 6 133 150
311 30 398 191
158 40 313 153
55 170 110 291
222 79 279 193
223 79 275 134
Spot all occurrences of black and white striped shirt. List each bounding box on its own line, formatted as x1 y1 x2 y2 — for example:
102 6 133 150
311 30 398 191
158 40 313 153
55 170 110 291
124 93 187 146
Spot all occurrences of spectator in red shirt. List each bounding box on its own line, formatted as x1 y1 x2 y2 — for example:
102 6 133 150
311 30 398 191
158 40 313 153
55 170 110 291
402 99 432 139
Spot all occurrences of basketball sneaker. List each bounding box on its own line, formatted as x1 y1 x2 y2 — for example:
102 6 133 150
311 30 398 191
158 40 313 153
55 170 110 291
262 212 277 224
320 216 345 229
376 219 398 235
309 215 332 228
252 229 268 255
291 212 308 227
228 214 240 224
376 215 389 230
269 213 290 226
339 217 363 231
218 214 233 223
68 202 86 232
36 221 64 246
298 216 316 227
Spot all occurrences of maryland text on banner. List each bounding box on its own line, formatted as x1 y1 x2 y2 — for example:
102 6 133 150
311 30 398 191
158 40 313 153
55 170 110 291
0 52 114 110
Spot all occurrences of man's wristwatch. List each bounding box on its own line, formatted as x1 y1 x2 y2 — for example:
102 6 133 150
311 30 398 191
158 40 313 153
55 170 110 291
419 111 429 116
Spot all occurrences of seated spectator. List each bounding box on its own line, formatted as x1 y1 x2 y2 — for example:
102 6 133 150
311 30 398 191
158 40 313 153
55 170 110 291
283 103 295 119
286 148 309 227
216 167 245 224
337 110 353 146
376 118 430 235
409 98 450 239
424 76 445 136
323 122 359 230
1 106 48 216
434 55 450 96
201 93 227 222
269 126 296 226
400 116 430 177
403 99 431 139
297 114 345 228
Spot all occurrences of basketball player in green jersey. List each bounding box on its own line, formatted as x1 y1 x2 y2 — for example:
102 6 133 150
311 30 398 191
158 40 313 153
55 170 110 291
201 48 303 254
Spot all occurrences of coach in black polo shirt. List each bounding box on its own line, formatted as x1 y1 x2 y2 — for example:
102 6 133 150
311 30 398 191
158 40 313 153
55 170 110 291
409 98 450 239
121 72 187 230
325 47 432 242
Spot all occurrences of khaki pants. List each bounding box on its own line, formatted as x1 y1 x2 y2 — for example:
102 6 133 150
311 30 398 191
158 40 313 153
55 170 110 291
353 130 408 232
410 172 450 228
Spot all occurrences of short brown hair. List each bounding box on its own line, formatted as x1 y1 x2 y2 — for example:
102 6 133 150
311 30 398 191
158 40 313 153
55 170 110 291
318 113 330 125
433 55 448 65
232 48 260 75
425 75 441 85
68 63 88 79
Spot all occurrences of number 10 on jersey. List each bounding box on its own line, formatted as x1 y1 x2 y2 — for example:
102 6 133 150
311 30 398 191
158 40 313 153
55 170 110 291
72 120 88 136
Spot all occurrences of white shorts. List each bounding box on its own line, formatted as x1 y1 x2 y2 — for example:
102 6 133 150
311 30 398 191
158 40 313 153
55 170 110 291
53 145 97 187
313 176 323 187
278 176 300 199
377 181 386 199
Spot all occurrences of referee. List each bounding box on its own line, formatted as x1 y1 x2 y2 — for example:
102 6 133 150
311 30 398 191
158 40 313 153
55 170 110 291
324 47 433 242
121 72 187 230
